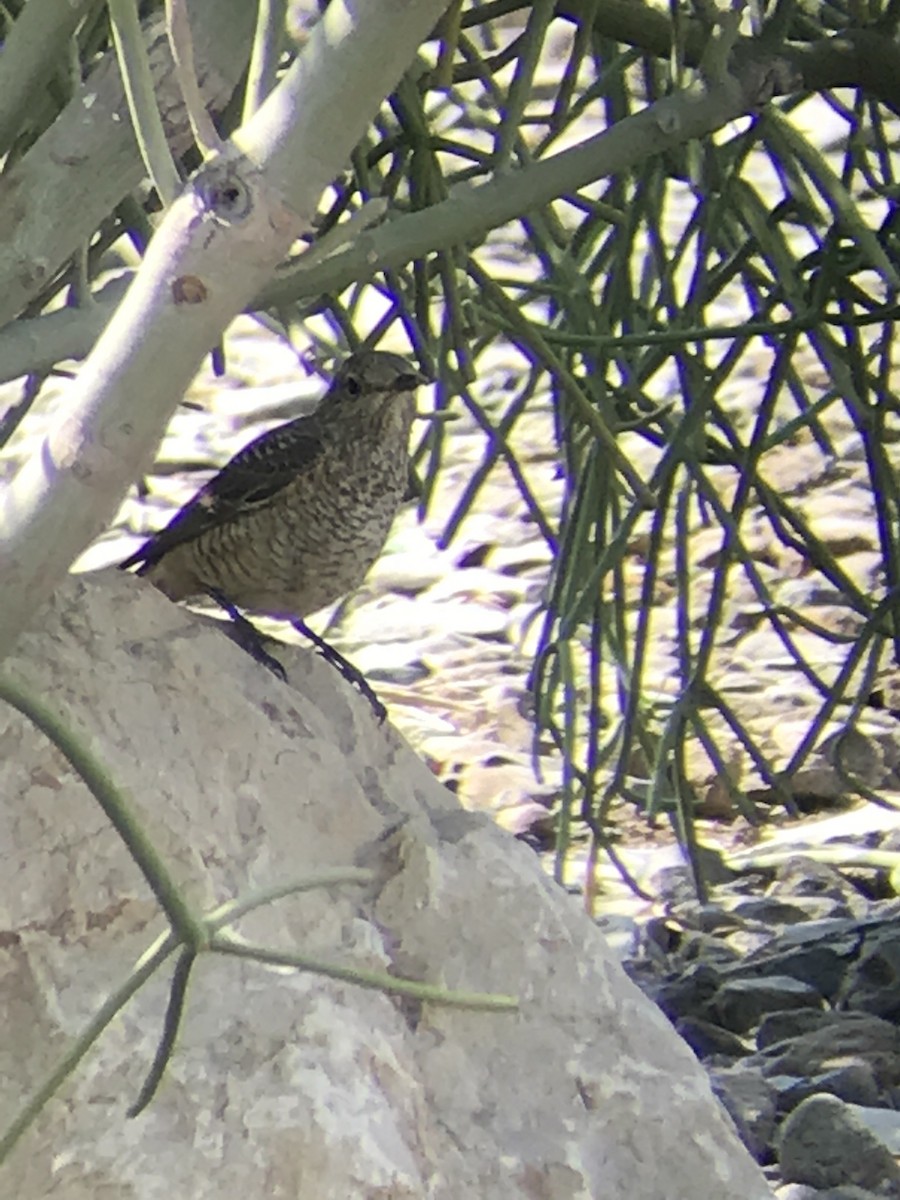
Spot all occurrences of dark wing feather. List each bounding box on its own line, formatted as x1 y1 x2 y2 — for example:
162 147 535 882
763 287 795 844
121 416 325 572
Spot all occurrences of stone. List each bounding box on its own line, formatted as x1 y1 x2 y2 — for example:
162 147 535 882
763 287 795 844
772 1062 882 1113
0 571 773 1199
846 1103 900 1153
767 856 865 905
729 897 828 926
711 976 824 1034
777 1094 900 1191
839 924 900 1023
751 1013 900 1093
742 932 858 1002
676 1016 751 1060
652 960 724 1022
757 1010 849 1051
709 1065 778 1161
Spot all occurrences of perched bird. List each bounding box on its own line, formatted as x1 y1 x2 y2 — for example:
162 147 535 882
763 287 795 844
120 350 425 623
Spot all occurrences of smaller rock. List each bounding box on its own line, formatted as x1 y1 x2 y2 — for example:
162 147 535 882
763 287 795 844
676 1016 750 1061
767 856 866 908
752 1012 900 1093
803 513 876 557
730 897 826 926
845 1103 900 1155
772 1062 881 1113
777 1093 900 1191
757 1009 846 1051
839 924 900 1023
712 975 824 1034
710 1065 778 1162
653 961 723 1022
744 937 856 1003
773 1183 820 1198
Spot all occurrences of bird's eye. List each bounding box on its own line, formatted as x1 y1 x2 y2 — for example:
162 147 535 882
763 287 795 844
344 374 362 397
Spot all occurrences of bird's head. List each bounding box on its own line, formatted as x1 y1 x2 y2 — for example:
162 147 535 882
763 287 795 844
327 351 426 431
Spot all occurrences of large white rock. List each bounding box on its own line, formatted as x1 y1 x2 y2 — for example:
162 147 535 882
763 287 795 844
0 571 773 1198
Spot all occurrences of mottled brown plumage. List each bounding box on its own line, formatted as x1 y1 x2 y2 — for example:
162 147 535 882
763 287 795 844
121 350 423 619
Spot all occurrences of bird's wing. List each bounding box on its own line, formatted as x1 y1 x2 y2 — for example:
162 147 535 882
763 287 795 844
121 417 325 572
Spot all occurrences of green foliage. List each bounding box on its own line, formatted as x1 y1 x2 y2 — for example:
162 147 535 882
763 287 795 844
293 1 900 898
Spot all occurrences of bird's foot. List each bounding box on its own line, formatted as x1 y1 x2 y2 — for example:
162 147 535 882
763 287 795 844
206 589 287 682
291 618 387 724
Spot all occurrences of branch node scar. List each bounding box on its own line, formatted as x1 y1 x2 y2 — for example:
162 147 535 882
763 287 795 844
197 164 253 222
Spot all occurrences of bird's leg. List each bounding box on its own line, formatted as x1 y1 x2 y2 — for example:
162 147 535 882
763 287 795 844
290 618 387 724
205 588 288 682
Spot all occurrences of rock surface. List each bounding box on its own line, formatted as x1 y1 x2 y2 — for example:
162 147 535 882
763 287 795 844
0 571 772 1199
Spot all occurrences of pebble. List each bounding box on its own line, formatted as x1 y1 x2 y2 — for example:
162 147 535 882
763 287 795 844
778 1094 900 1192
618 817 900 1194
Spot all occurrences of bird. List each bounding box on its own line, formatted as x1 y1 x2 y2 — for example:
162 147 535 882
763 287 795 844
120 349 425 701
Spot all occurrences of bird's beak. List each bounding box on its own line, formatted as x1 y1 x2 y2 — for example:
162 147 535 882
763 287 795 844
414 409 459 423
401 366 458 420
396 369 430 391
